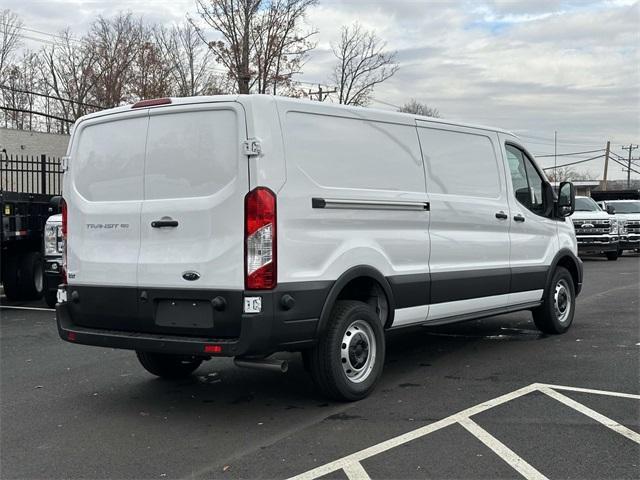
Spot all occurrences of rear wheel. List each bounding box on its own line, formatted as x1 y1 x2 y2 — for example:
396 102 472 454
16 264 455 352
533 266 575 334
44 290 58 308
2 254 21 300
2 252 43 300
308 300 385 401
136 351 203 379
605 250 619 261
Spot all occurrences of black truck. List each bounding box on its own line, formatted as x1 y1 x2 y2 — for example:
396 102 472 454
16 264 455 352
1 149 63 303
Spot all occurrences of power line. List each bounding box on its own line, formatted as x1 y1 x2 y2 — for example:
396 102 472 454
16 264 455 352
611 156 640 176
0 105 72 124
534 148 604 158
622 144 640 187
541 154 605 170
371 98 401 109
0 85 102 109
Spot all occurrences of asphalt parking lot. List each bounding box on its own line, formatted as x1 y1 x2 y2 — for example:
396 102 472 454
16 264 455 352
1 255 639 480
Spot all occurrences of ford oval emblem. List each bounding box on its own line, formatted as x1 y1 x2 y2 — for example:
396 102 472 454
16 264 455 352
182 271 200 282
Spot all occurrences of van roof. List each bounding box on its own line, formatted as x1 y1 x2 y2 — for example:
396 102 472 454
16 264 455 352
74 94 518 138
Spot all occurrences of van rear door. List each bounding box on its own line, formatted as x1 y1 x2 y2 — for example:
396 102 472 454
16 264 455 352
137 102 248 290
66 110 148 287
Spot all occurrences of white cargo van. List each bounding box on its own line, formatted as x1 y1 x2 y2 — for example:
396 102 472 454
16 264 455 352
56 95 582 401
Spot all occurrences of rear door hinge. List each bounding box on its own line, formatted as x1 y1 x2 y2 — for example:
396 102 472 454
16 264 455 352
243 138 262 157
60 156 69 172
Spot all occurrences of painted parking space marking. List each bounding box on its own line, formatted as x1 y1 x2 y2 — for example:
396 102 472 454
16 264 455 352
342 462 371 480
458 417 547 480
0 305 55 312
539 386 640 443
287 383 640 480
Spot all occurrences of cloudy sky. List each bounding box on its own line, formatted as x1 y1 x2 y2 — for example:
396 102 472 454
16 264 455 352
7 0 640 179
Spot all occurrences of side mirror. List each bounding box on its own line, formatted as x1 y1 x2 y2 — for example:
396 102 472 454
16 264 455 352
557 182 575 217
48 195 62 214
606 204 616 215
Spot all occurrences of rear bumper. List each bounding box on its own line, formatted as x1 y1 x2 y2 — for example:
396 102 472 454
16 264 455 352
56 282 332 357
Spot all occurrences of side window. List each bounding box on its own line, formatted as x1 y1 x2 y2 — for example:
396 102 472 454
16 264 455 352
523 157 545 214
417 127 501 198
506 144 545 215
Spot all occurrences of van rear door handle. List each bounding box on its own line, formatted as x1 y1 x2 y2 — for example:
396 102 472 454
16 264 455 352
495 211 508 220
151 219 179 228
513 215 525 223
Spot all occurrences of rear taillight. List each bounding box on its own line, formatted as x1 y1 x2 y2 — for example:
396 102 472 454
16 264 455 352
61 198 68 285
245 187 276 290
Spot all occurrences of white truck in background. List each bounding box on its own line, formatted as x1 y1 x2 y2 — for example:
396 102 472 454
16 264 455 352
570 196 620 260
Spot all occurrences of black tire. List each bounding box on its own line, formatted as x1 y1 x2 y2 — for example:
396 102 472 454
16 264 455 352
532 266 576 334
44 290 58 308
2 254 21 300
605 251 618 261
136 351 203 379
308 300 385 401
2 252 43 300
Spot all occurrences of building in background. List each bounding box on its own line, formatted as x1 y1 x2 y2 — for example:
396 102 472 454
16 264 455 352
1 127 70 158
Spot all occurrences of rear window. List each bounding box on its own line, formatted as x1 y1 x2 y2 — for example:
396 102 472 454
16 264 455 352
144 109 238 200
73 116 147 202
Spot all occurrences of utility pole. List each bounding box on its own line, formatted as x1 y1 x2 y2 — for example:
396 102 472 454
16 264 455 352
622 144 639 188
602 141 610 191
308 85 337 102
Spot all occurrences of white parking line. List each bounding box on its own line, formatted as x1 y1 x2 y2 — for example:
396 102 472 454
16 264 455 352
0 305 55 312
287 383 640 480
543 383 640 400
459 417 548 480
287 383 539 480
539 386 640 444
342 462 371 480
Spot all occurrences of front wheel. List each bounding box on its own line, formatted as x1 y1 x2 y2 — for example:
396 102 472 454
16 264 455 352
136 351 203 379
308 300 385 401
533 266 576 334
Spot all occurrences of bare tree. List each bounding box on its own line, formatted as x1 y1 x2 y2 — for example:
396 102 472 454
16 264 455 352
0 9 23 78
399 99 440 118
546 166 592 183
331 23 398 106
88 13 143 107
192 0 317 95
40 29 100 126
251 0 317 95
155 21 223 96
130 35 173 100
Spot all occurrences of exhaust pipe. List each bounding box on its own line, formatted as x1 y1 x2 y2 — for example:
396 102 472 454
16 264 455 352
234 357 289 373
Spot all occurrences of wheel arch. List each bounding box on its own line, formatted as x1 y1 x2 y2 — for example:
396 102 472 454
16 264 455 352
317 266 396 336
547 249 583 297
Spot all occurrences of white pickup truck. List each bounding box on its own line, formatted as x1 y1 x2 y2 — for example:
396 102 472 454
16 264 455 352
597 200 640 254
571 196 620 260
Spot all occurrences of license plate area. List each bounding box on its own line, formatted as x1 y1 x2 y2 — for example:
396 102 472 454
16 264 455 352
154 299 214 329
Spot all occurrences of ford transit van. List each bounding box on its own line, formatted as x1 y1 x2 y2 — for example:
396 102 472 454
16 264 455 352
56 95 582 401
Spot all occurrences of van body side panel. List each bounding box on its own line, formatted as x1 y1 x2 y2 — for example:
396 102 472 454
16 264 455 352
277 102 430 320
65 110 149 286
417 124 513 321
137 103 247 290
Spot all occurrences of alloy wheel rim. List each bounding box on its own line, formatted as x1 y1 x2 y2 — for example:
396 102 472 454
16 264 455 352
340 319 376 384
